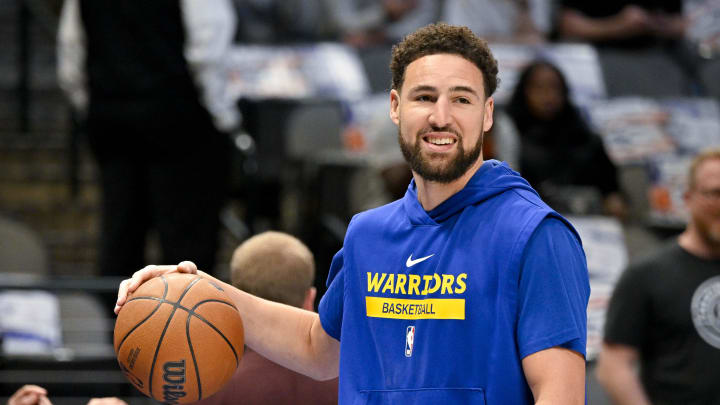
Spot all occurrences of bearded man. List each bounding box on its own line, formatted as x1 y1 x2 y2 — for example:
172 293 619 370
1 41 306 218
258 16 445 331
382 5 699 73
597 148 720 405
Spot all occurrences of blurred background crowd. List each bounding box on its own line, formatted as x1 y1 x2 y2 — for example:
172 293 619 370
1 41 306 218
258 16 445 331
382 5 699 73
1 0 719 403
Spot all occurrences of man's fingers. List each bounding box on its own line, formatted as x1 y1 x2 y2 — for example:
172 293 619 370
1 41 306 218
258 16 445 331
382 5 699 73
8 385 48 405
17 393 35 405
16 385 47 396
115 262 198 315
87 398 128 405
177 261 198 273
38 395 53 405
17 393 42 405
114 278 131 314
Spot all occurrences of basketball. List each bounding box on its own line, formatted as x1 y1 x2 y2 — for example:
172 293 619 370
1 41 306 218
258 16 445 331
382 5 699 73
114 273 244 403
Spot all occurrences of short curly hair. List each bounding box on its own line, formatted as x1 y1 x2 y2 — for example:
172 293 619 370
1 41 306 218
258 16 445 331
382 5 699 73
390 23 499 97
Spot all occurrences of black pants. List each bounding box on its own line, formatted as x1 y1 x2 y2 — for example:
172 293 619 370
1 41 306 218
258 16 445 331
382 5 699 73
87 113 231 278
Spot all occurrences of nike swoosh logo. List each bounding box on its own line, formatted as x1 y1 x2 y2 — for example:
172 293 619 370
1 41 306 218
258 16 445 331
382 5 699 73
406 253 435 267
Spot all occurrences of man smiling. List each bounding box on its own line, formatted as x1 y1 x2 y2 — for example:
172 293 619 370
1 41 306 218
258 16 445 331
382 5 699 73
391 50 494 206
116 23 589 404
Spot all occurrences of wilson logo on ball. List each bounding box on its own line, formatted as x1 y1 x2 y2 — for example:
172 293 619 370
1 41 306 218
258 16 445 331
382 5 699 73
163 360 187 404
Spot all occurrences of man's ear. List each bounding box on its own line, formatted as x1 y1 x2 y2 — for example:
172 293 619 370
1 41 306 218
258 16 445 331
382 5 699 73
483 96 494 133
390 89 400 125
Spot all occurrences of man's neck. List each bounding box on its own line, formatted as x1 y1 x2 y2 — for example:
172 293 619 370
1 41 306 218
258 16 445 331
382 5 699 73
414 159 484 211
678 226 720 260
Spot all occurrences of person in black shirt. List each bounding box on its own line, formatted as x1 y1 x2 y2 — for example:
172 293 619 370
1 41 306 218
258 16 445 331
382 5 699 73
58 0 239 280
556 0 705 97
597 148 720 405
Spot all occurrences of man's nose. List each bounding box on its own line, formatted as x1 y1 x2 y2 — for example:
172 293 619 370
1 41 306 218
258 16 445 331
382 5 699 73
428 97 450 128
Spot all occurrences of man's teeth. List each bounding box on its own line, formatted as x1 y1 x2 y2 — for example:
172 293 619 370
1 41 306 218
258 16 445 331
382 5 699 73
428 138 454 145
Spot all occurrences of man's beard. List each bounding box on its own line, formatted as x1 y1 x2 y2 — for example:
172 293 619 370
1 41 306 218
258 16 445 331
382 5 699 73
693 212 720 249
398 125 483 184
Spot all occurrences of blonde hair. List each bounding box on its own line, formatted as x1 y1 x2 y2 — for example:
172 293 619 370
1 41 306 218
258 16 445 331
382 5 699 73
230 231 315 308
688 148 720 190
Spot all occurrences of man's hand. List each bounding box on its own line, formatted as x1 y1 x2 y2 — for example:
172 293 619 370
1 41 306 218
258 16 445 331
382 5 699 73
7 385 52 405
86 399 128 405
614 5 653 37
559 5 655 41
114 261 198 314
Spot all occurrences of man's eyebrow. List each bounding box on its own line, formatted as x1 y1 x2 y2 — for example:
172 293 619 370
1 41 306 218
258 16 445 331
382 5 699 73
408 85 437 94
408 85 480 98
449 86 480 98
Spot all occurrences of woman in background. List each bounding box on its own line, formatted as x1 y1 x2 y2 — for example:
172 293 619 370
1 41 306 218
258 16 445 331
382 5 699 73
503 60 627 218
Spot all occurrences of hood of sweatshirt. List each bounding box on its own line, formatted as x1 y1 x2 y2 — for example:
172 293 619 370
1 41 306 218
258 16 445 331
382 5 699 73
403 160 540 225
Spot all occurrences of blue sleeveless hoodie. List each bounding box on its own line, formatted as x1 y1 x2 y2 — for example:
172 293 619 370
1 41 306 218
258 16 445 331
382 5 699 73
319 160 589 404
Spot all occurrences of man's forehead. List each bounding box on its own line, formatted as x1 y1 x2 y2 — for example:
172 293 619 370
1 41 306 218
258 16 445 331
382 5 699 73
403 54 484 93
405 53 482 76
691 158 720 191
696 158 720 182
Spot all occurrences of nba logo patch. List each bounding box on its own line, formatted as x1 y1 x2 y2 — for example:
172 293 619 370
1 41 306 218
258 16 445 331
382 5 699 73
405 326 415 357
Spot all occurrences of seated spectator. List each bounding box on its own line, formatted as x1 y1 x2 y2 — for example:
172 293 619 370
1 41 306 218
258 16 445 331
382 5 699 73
442 0 552 44
233 0 335 43
556 0 703 96
194 231 338 405
328 0 437 48
501 61 627 217
557 0 687 47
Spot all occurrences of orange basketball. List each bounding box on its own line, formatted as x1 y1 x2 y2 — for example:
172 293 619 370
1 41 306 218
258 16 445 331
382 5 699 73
114 273 244 403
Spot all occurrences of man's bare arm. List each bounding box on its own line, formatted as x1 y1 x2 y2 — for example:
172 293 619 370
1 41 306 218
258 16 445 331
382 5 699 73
522 347 585 405
595 343 651 405
116 262 340 381
558 6 652 41
223 283 340 380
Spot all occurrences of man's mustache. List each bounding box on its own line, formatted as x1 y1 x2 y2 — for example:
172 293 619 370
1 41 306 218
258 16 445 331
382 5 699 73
417 126 461 138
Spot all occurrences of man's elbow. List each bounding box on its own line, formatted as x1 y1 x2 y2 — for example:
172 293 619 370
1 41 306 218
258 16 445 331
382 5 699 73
305 320 340 381
304 354 339 381
309 367 339 382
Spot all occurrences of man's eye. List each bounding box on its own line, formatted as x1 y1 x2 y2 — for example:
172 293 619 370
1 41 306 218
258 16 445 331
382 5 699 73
416 95 433 102
456 97 471 104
